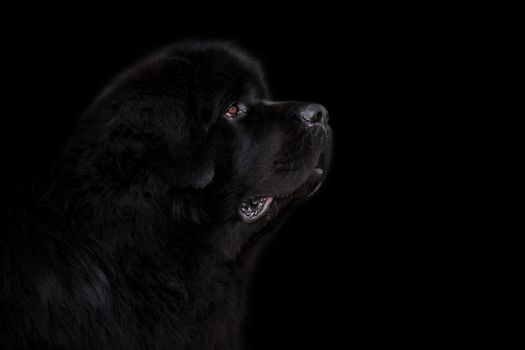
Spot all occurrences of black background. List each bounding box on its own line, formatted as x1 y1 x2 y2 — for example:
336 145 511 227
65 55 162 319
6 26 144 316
0 3 471 349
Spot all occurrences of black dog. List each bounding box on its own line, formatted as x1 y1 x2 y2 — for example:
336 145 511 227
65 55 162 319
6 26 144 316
0 42 332 349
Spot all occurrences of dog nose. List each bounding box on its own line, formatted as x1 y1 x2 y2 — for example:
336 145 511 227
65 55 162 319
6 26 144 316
298 103 328 125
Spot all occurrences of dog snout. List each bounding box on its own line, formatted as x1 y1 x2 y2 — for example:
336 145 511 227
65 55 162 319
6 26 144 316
296 103 328 125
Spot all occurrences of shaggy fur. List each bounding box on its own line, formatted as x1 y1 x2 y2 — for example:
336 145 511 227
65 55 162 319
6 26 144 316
0 42 332 349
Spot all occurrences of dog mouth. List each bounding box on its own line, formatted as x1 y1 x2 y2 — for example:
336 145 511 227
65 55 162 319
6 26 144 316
239 151 328 224
239 196 275 223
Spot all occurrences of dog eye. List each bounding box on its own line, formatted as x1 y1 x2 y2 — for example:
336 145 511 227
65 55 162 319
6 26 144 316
224 103 240 119
224 102 249 120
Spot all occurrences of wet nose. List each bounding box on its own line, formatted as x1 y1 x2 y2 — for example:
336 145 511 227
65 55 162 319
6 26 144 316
298 103 329 125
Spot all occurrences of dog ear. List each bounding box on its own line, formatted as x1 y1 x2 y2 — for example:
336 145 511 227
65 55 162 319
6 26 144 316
106 114 214 189
105 117 147 177
154 125 215 189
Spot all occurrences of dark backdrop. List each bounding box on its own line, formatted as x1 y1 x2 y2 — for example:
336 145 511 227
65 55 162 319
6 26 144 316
0 3 466 349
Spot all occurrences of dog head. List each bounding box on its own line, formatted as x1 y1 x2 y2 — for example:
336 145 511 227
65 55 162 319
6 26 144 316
64 42 332 257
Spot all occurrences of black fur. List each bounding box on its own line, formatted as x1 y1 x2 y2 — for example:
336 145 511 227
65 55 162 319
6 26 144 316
0 42 332 349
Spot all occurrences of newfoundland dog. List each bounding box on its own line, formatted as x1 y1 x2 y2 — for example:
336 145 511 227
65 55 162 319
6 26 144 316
0 42 332 349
